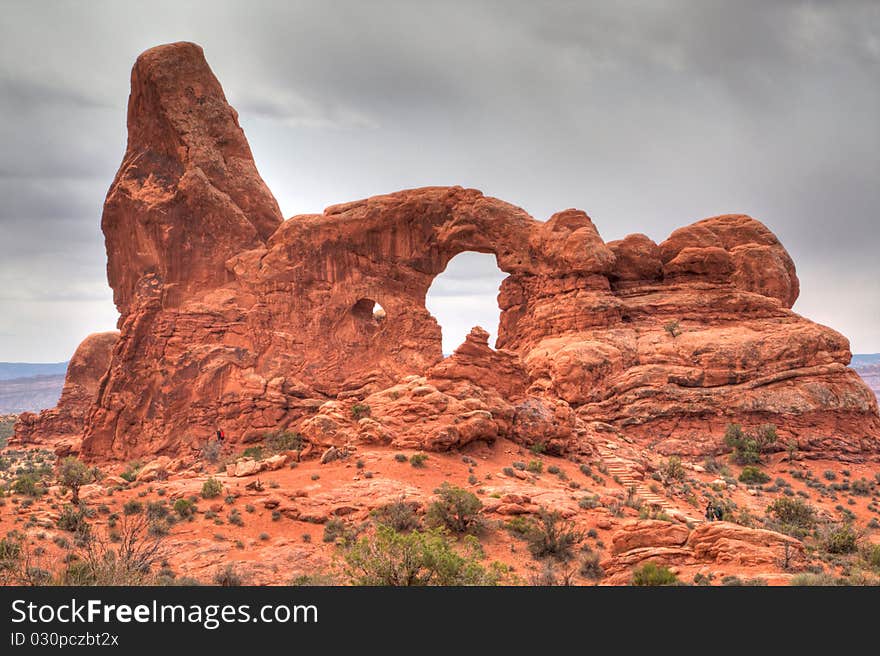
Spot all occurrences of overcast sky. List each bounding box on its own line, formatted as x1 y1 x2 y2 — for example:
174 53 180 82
0 0 878 360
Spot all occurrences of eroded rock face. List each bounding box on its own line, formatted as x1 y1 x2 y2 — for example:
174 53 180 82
12 332 119 448
602 520 806 584
18 41 879 461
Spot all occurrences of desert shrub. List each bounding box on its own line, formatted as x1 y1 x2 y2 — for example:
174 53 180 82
119 461 141 482
579 549 604 581
173 498 195 518
661 456 685 482
766 497 817 537
202 439 222 464
725 423 777 465
512 461 526 471
265 430 304 453
241 446 264 460
351 403 371 420
290 572 339 586
227 509 244 527
57 505 89 533
860 543 880 572
123 500 143 516
578 495 599 510
579 464 592 477
323 518 358 545
146 501 168 520
529 442 546 455
721 575 767 586
426 484 483 534
663 320 681 337
344 525 503 586
790 572 841 586
526 509 583 562
410 453 428 468
213 564 243 586
0 537 22 572
547 465 560 475
632 562 679 586
394 454 408 463
739 466 770 485
371 501 421 532
201 477 223 499
59 513 167 585
822 524 859 554
851 478 874 496
527 460 543 474
504 515 535 538
57 457 98 505
12 474 43 497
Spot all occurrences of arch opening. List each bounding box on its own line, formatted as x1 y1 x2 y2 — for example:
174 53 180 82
351 298 386 323
425 252 507 356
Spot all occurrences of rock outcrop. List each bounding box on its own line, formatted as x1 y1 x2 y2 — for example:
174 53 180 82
17 41 879 462
602 520 806 583
12 332 118 448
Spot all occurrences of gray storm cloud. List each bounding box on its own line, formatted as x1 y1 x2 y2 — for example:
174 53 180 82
0 0 877 361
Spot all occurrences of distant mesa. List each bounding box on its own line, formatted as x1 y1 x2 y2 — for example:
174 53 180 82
14 42 880 461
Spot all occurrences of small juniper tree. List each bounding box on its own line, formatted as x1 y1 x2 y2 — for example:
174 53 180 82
57 457 98 505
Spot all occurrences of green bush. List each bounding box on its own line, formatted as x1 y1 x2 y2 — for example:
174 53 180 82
323 518 358 545
632 562 679 586
12 474 43 497
766 497 817 538
57 457 98 505
394 454 408 463
351 403 371 420
344 525 503 586
529 442 546 455
724 423 777 465
739 466 770 485
860 543 880 572
526 509 583 562
661 456 685 481
241 446 264 460
201 478 223 499
822 524 859 554
173 498 195 518
410 453 428 468
371 501 421 532
265 431 304 453
426 484 483 534
123 500 143 516
57 505 88 533
527 460 543 474
0 537 22 571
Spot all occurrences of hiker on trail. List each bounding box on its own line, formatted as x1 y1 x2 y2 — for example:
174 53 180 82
216 428 225 446
714 505 723 522
705 501 715 522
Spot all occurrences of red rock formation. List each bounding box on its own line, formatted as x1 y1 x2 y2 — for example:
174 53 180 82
17 41 879 462
12 332 118 450
602 519 806 583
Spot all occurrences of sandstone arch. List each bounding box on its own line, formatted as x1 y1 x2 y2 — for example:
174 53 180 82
15 41 876 461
